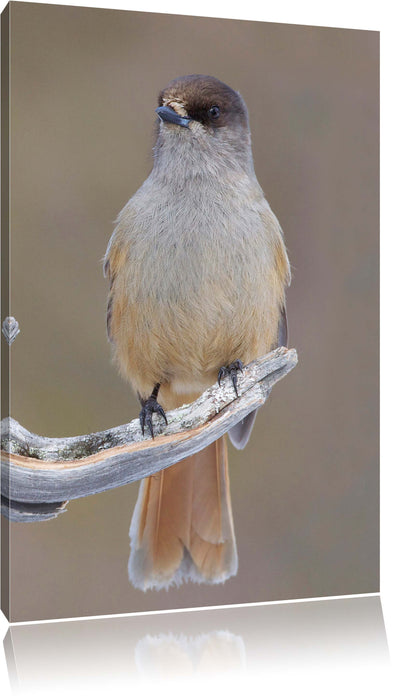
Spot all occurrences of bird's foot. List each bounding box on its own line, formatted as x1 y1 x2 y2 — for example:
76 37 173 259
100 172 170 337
218 359 244 398
139 396 168 439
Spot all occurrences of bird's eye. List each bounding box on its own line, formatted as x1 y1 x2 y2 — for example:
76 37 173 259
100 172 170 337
208 105 220 119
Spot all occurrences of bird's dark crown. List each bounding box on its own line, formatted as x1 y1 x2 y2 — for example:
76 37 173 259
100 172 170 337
158 74 248 129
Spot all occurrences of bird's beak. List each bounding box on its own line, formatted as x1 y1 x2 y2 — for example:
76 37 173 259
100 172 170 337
155 105 191 128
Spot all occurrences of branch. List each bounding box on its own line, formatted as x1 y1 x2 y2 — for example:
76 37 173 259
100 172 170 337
1 347 297 519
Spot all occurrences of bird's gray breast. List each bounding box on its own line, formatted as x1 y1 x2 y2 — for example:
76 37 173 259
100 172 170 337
130 175 271 308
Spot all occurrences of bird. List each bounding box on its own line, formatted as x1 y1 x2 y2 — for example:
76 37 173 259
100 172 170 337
104 74 291 591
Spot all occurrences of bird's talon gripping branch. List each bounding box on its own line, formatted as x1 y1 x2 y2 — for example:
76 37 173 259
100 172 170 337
139 386 168 438
218 360 244 398
139 399 167 438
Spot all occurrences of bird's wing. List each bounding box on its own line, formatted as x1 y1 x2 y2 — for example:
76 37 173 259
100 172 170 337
227 408 257 450
277 303 288 347
103 243 115 343
228 302 288 450
103 228 130 343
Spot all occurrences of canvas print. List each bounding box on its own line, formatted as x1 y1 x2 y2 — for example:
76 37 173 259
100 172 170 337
1 2 379 622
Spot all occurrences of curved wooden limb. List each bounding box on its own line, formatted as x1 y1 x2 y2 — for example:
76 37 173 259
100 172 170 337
1 496 69 523
1 347 297 516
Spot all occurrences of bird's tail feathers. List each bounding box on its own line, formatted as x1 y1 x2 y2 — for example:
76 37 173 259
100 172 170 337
128 437 237 591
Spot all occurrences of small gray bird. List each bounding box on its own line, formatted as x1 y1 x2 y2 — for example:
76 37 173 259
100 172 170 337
104 74 291 590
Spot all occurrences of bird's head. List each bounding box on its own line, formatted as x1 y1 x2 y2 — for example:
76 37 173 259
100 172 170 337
157 74 248 131
154 75 252 172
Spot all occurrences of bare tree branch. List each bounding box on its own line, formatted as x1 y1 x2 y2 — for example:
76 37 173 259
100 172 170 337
1 347 297 520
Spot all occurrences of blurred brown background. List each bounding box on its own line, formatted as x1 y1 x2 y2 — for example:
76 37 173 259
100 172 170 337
6 2 378 621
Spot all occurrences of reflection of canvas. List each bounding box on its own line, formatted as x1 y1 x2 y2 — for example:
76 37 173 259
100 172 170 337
4 597 388 692
135 631 246 677
1 2 379 622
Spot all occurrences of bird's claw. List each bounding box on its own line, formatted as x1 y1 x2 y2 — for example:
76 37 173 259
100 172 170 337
139 397 168 438
217 359 244 398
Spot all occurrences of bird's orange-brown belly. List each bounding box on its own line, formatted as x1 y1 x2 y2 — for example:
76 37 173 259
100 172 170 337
112 286 279 408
